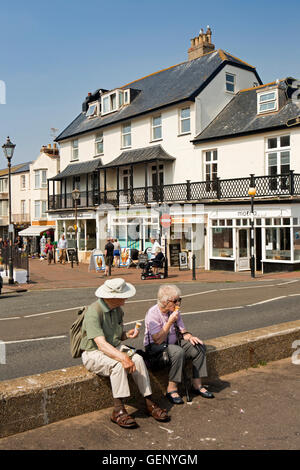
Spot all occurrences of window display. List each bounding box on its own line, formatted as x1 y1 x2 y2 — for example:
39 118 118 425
212 227 233 258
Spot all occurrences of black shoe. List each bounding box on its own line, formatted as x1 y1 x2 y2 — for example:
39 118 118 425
166 391 184 404
192 387 214 399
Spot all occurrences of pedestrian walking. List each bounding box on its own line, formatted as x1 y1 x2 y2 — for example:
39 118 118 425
104 237 114 276
45 238 54 264
113 238 121 267
40 234 46 259
58 234 68 264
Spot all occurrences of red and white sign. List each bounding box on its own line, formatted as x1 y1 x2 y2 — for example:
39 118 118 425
160 214 172 228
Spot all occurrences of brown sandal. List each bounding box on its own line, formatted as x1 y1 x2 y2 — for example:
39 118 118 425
111 407 138 428
146 402 169 422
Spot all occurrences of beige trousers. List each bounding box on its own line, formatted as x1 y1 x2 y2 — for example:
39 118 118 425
82 346 152 399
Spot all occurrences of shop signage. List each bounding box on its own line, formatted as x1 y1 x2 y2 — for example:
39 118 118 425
169 243 180 266
237 210 258 217
179 252 189 270
172 217 204 224
160 214 172 228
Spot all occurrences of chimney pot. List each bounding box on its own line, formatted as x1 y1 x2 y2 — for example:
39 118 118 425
188 27 215 61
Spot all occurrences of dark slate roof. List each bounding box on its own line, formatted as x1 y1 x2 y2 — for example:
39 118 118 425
193 79 300 143
12 162 32 173
56 50 261 142
103 145 175 168
49 158 102 180
0 161 32 176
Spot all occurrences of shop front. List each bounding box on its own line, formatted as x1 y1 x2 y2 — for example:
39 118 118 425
105 204 206 268
107 209 160 252
53 212 97 262
208 204 300 273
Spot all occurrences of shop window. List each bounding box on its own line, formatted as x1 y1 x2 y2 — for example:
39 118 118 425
212 227 233 258
293 228 300 260
283 218 291 225
255 219 262 226
265 227 291 260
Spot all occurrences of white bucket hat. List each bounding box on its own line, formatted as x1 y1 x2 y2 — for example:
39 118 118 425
95 278 136 299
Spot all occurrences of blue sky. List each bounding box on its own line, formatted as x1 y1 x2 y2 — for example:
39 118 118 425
0 0 299 165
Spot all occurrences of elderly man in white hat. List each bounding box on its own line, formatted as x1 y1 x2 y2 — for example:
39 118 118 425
80 278 168 428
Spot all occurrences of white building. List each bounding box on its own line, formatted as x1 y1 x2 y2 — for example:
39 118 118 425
48 29 300 272
0 162 31 240
16 144 60 253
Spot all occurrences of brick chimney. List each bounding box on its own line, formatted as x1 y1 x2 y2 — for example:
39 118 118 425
188 26 215 61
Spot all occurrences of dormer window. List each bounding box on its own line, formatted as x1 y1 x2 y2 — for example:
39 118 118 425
101 89 130 116
86 101 99 118
257 89 278 114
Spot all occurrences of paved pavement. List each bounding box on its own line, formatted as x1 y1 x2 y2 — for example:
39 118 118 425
2 257 300 294
0 358 299 450
1 260 300 451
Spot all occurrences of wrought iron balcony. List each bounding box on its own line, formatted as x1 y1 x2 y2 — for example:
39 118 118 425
48 171 300 210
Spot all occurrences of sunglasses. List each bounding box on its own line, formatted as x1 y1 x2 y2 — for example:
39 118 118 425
168 297 182 304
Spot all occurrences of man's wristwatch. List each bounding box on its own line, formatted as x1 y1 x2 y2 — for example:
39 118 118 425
126 348 135 358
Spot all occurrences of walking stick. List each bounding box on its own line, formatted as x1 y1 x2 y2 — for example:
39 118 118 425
173 315 191 403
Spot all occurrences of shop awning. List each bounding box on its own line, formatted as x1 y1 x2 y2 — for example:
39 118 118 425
18 225 56 237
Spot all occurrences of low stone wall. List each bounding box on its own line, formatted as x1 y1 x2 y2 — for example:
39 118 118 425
1 320 299 439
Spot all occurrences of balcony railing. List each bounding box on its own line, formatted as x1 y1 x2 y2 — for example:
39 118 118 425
48 171 300 210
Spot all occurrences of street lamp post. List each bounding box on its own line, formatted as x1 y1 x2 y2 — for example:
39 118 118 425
72 188 80 265
248 175 256 279
2 137 16 284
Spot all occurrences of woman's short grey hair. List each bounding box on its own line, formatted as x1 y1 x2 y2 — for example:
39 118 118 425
157 285 181 307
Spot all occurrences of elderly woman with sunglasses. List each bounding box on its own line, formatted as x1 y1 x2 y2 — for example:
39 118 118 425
144 284 214 404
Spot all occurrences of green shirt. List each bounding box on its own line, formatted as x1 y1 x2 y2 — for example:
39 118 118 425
80 299 124 351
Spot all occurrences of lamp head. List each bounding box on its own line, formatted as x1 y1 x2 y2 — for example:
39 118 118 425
72 188 80 200
248 187 256 197
2 136 16 161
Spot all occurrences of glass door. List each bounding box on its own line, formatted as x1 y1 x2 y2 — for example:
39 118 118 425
237 229 250 270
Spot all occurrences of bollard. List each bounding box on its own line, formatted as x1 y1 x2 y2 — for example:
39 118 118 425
192 254 196 280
